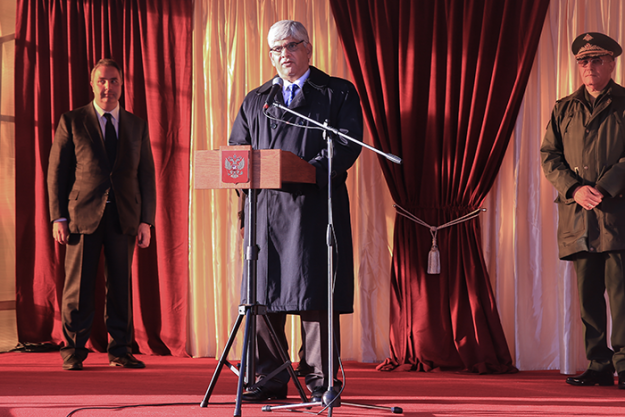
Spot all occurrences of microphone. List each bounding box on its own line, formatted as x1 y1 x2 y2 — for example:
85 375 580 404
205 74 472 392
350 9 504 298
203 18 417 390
264 78 283 109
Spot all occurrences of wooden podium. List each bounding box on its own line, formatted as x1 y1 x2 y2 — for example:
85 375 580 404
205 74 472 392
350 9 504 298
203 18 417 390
194 145 315 190
196 145 313 416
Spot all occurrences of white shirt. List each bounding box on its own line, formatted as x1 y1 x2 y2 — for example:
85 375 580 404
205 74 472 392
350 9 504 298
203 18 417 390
93 101 120 137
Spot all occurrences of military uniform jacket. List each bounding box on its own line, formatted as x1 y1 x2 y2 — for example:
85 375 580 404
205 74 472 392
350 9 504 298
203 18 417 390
229 66 363 313
541 80 625 259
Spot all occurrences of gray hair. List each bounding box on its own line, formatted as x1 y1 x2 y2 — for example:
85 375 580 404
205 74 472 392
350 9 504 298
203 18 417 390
267 20 310 46
90 58 123 83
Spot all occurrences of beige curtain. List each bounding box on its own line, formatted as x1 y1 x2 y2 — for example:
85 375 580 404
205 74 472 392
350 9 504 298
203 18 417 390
484 0 625 374
0 2 15 305
189 0 394 362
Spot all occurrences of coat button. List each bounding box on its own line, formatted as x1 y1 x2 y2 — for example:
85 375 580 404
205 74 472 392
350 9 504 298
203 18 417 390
271 123 278 129
589 247 596 252
583 166 588 170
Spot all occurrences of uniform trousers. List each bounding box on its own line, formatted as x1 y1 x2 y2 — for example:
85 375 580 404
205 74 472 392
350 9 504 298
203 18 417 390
254 310 341 392
60 202 135 361
573 250 625 373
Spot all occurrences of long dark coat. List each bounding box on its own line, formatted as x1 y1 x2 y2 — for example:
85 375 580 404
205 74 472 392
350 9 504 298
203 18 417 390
541 80 625 259
229 66 363 313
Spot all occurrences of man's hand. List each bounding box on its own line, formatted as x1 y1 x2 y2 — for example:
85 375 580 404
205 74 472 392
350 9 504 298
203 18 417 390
573 185 604 210
52 220 69 245
137 223 152 248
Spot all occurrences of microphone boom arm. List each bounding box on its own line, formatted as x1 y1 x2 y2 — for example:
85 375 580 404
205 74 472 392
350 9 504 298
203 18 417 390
270 102 402 165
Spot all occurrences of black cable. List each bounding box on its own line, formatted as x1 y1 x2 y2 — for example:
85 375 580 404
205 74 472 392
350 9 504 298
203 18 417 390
263 108 324 132
65 402 200 417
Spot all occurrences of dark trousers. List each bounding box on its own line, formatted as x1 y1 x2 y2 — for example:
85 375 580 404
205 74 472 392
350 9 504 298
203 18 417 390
254 310 341 392
574 250 625 373
60 203 135 361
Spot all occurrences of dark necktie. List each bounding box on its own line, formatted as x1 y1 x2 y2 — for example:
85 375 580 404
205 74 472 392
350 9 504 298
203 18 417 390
104 113 117 166
287 84 299 106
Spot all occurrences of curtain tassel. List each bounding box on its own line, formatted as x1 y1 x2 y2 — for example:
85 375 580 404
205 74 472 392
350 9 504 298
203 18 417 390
427 230 440 275
394 205 487 276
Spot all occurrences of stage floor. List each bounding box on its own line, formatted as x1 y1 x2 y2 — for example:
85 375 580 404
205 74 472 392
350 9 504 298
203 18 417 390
1 351 625 416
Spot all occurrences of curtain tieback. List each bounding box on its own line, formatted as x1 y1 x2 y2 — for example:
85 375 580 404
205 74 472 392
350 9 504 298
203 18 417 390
394 204 486 275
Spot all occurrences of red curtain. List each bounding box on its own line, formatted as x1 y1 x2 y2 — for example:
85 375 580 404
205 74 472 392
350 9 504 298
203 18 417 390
330 0 549 372
14 0 192 357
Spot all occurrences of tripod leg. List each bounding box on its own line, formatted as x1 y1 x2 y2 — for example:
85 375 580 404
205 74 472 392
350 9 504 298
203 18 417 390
233 307 257 416
200 312 244 407
341 402 404 414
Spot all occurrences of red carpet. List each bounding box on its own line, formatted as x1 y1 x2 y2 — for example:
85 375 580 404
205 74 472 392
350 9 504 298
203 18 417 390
1 352 625 416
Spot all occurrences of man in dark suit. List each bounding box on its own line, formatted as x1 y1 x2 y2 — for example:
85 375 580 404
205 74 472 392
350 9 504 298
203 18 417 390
47 58 156 371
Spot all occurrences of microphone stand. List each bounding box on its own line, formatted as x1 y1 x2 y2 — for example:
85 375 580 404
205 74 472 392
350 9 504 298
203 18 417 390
261 102 403 416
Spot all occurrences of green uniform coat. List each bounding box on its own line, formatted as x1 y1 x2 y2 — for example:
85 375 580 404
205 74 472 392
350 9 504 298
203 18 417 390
541 79 625 259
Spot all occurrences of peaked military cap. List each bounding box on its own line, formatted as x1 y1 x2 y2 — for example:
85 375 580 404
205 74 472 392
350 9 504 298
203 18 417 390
572 32 622 59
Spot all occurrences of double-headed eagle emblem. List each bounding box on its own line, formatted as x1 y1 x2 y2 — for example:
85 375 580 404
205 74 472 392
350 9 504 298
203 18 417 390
224 155 246 179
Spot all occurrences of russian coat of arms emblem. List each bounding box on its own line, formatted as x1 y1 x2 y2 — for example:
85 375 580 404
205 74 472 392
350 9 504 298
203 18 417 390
221 149 249 184
224 155 246 179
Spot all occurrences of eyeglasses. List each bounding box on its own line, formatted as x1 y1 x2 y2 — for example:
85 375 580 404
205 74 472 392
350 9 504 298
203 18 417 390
270 40 305 55
577 57 611 68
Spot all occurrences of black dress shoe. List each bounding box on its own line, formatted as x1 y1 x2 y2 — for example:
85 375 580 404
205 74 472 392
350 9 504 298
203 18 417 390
566 369 614 386
310 386 341 405
62 354 83 371
618 371 625 389
241 386 287 402
109 353 145 369
295 362 313 377
311 387 325 402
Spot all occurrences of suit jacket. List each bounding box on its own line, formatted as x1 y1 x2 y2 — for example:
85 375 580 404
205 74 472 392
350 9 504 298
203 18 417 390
48 102 156 236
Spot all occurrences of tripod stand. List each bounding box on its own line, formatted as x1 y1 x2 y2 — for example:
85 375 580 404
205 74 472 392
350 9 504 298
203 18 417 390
195 148 316 416
260 103 403 416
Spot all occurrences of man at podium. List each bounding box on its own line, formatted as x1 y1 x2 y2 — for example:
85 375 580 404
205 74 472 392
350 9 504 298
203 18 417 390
228 20 363 402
